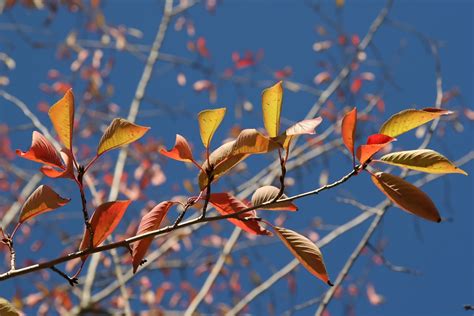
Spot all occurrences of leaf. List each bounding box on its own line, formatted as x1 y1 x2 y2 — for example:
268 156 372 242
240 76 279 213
378 149 467 175
198 140 249 190
48 89 75 150
277 117 323 149
159 134 195 163
371 172 441 222
209 193 271 236
19 185 70 223
356 134 395 165
341 107 357 158
251 186 297 211
132 201 175 273
262 81 283 137
379 108 452 137
79 200 131 255
16 131 64 169
40 148 75 179
231 129 280 155
198 108 226 148
97 118 150 156
272 225 332 285
0 297 20 316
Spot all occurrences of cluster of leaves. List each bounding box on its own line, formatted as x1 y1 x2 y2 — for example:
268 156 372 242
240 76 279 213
0 79 467 304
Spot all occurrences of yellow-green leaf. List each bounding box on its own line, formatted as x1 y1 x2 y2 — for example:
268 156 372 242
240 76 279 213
262 81 283 137
97 118 150 155
19 185 70 223
371 172 441 222
378 149 467 175
272 225 332 285
379 108 452 137
48 89 75 150
0 297 20 316
198 108 226 148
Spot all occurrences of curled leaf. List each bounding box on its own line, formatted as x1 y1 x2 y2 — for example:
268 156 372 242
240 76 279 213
198 108 226 148
262 81 283 137
341 107 357 158
378 149 467 175
16 131 63 169
371 172 441 222
356 134 395 165
132 201 175 273
272 225 332 285
159 134 195 163
209 193 271 235
48 89 75 150
379 108 452 137
97 118 150 156
40 148 75 179
19 185 70 223
0 297 20 316
79 200 131 257
251 186 297 211
231 129 280 155
277 117 323 149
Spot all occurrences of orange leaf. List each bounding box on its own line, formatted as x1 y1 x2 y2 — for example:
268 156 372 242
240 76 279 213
159 134 195 163
341 107 357 159
251 186 297 211
356 134 395 165
97 118 150 155
209 193 271 235
132 201 175 273
16 131 63 169
371 172 441 222
40 149 75 179
79 200 131 258
19 185 70 223
272 225 332 285
48 89 75 150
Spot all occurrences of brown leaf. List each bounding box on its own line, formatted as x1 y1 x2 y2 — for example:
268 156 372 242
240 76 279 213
251 186 297 211
19 185 70 223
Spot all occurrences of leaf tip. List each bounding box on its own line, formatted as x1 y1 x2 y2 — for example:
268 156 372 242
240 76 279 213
327 280 334 286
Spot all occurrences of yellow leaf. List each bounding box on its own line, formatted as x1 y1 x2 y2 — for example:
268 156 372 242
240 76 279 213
378 149 467 175
48 89 75 149
231 129 280 155
0 297 20 316
371 172 441 222
273 225 332 285
97 118 149 156
19 185 70 223
262 81 283 137
198 108 226 148
379 108 452 137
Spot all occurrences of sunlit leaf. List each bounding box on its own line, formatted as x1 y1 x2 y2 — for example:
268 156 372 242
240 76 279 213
262 81 283 137
16 131 63 169
97 118 150 155
48 89 75 150
231 129 280 155
159 134 195 163
356 134 395 165
19 185 70 223
0 297 20 316
251 186 297 211
79 200 131 255
379 108 452 137
371 172 441 222
40 149 75 179
378 149 467 175
277 117 323 149
341 107 357 158
209 193 271 235
132 201 175 273
198 108 226 148
272 225 332 285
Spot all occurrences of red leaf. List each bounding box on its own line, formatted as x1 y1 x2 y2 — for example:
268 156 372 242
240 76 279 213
159 134 195 163
16 131 64 169
350 78 362 94
209 193 271 236
341 107 357 159
132 201 175 273
79 200 131 259
356 134 395 165
40 148 75 179
196 37 210 58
